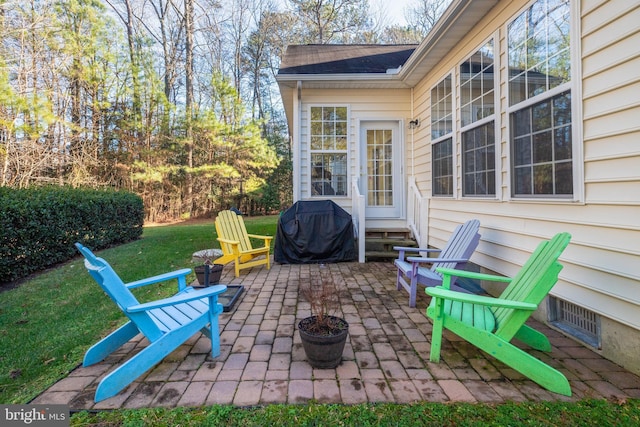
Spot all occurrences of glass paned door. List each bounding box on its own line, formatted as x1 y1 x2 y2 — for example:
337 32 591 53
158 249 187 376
361 121 402 218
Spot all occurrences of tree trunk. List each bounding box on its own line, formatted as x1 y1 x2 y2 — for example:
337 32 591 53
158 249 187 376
184 0 194 217
123 0 141 137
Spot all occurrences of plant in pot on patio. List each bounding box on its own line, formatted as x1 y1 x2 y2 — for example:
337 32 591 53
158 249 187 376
297 266 349 368
193 251 224 287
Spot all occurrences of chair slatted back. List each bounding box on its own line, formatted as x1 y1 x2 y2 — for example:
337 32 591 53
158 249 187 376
75 243 161 340
215 210 252 253
493 233 571 339
431 219 481 272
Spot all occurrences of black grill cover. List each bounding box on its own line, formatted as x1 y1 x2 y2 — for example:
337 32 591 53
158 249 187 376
274 200 357 264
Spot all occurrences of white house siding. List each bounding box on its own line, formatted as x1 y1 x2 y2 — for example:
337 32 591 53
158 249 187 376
408 0 640 374
298 88 412 214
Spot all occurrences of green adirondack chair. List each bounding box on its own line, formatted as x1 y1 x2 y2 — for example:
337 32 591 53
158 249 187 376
425 232 572 396
75 243 227 402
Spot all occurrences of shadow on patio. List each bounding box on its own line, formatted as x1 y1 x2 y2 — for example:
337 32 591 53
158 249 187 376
32 261 640 410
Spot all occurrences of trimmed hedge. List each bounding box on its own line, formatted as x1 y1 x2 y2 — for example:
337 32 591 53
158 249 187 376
0 186 144 283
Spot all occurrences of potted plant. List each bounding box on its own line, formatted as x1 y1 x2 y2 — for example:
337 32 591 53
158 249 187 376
297 265 349 368
194 262 223 287
192 249 224 287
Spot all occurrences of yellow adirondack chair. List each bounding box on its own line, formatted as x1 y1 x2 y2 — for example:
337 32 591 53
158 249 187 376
215 210 272 277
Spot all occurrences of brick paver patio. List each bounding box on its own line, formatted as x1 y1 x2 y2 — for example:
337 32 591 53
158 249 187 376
32 261 640 410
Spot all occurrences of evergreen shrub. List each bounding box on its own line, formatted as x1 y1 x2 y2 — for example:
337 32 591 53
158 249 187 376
0 186 144 283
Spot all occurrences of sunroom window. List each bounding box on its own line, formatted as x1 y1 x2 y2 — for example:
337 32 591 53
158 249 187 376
461 40 496 197
512 91 572 195
508 0 572 197
432 138 453 196
431 75 453 196
310 106 348 196
463 122 496 196
508 0 571 105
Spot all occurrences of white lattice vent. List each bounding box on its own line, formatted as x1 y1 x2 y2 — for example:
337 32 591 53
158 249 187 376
549 297 601 349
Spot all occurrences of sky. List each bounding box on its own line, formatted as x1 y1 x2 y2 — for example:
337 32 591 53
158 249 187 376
275 0 414 27
373 0 413 26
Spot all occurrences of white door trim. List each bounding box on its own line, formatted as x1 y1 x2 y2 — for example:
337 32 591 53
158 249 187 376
359 120 405 220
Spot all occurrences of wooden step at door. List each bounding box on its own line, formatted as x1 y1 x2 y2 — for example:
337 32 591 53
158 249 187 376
364 228 417 260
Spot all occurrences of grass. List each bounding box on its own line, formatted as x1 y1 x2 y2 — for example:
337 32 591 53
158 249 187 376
0 216 278 404
1 215 639 426
70 400 640 426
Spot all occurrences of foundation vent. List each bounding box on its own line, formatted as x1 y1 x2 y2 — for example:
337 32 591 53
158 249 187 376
549 297 601 349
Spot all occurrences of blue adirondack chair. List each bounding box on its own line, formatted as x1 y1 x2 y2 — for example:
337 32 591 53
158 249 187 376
426 232 572 396
75 243 227 402
394 219 481 307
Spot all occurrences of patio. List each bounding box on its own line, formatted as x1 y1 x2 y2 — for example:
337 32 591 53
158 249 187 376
33 261 640 410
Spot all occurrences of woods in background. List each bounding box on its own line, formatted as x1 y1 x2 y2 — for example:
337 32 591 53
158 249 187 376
0 0 447 221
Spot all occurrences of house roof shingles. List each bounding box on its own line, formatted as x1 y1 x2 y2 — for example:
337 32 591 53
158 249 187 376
278 44 418 75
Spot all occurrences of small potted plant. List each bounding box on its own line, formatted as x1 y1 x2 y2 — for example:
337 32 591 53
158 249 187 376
193 249 224 287
297 265 349 368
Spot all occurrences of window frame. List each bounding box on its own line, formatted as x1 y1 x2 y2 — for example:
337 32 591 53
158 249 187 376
430 72 456 198
307 104 350 198
505 0 583 202
459 37 499 199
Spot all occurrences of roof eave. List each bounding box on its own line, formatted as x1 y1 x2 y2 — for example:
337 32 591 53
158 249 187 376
275 72 411 89
398 0 500 86
276 73 412 139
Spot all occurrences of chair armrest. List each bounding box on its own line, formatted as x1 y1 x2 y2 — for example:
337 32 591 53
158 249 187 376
393 246 442 253
407 256 468 264
435 267 513 283
394 246 442 262
217 237 240 245
127 285 227 312
248 234 273 249
125 268 192 289
426 286 537 311
240 247 270 256
247 234 273 241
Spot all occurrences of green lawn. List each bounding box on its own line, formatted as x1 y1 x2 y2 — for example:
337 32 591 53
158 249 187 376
1 216 639 426
0 216 277 404
70 399 640 426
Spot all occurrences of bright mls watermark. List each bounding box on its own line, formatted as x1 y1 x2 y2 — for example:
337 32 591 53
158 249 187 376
1 405 69 426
